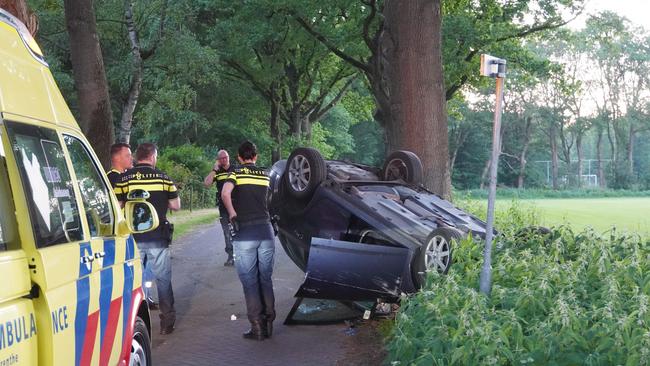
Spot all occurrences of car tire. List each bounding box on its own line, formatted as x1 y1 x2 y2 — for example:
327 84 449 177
284 147 327 200
382 150 423 185
412 227 462 289
130 316 152 366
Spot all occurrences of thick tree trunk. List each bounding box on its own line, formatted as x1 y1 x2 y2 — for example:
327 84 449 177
550 123 559 189
382 0 450 199
118 0 143 144
0 0 38 34
596 130 606 188
64 0 114 169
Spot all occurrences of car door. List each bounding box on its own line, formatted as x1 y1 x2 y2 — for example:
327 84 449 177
62 133 136 366
4 120 99 365
296 237 412 301
0 127 38 364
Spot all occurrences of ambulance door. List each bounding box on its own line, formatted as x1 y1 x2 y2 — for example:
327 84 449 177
4 121 98 366
0 127 38 365
63 133 133 365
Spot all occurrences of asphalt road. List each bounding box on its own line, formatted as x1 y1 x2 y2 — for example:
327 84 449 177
149 221 352 366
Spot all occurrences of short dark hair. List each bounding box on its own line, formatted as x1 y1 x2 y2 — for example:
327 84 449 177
110 143 130 157
135 143 158 162
238 140 257 160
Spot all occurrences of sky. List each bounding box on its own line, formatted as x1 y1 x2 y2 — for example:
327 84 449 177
571 0 650 30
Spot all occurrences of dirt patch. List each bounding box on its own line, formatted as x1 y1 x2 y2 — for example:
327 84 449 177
336 319 390 366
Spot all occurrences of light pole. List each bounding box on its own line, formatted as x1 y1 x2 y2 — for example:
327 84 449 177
479 54 506 295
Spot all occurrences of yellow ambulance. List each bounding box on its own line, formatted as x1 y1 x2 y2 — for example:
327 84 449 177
0 8 158 366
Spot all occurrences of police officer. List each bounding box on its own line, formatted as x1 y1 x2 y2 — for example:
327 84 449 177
107 143 132 190
116 143 181 335
221 141 275 341
203 149 235 266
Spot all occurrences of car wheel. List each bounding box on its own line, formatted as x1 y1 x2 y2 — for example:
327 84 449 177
284 147 327 200
130 316 151 366
412 227 462 289
382 150 423 185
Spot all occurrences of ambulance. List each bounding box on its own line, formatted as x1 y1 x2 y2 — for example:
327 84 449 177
0 8 158 366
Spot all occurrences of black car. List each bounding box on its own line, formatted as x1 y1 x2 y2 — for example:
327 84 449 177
269 147 491 302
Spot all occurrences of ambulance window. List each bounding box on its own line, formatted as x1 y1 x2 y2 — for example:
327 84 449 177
5 122 83 247
0 132 18 251
63 135 114 237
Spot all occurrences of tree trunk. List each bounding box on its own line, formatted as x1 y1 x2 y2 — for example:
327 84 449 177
516 116 533 189
118 0 143 144
0 0 38 34
627 126 635 180
382 0 450 199
64 0 114 169
270 95 281 163
596 129 606 188
550 123 559 189
576 133 583 188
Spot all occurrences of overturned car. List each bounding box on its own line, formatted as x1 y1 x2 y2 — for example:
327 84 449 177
269 147 491 302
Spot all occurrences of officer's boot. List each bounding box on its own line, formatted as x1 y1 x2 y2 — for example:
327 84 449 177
243 320 265 341
265 313 276 338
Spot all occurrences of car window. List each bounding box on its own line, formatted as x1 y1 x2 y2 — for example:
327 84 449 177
5 122 83 247
0 130 18 251
63 134 114 237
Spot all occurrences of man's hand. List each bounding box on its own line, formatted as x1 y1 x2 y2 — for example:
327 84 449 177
213 160 221 171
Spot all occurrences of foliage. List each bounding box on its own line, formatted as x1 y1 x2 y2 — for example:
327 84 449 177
387 207 650 365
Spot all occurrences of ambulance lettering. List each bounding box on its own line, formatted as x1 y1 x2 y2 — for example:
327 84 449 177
51 306 69 334
0 313 37 350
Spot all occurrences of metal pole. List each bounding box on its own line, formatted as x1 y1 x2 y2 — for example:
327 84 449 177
479 75 505 296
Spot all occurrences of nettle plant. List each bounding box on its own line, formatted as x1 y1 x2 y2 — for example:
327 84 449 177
387 212 650 365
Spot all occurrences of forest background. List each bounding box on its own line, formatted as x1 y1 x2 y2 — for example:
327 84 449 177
18 0 650 202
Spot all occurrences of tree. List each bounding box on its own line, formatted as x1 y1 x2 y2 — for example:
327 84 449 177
0 0 37 34
63 0 114 168
382 0 451 197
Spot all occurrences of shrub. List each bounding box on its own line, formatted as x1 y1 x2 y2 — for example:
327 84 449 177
387 208 650 365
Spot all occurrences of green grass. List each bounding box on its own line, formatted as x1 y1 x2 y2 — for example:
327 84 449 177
167 208 219 238
491 197 650 235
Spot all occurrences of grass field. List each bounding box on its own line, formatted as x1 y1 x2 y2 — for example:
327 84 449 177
167 208 219 238
498 197 650 235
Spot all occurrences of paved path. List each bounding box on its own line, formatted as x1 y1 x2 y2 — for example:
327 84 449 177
150 222 352 366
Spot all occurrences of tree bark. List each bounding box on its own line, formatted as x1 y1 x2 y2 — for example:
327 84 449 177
550 122 559 189
0 0 38 35
627 126 635 179
516 116 533 189
576 133 583 188
382 0 451 199
64 0 114 169
596 129 606 188
270 91 282 163
118 0 143 144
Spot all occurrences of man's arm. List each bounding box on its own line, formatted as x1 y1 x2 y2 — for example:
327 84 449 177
221 182 236 219
168 197 181 211
203 160 220 188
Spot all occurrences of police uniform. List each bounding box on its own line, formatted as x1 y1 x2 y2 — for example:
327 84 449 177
224 163 275 332
210 165 236 259
106 168 121 190
115 163 178 332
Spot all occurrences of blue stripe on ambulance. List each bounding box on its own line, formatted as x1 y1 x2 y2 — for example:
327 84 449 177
99 239 116 347
122 236 135 340
74 242 93 366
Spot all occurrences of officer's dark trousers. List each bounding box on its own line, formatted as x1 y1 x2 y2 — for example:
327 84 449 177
219 216 234 257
